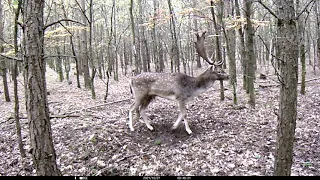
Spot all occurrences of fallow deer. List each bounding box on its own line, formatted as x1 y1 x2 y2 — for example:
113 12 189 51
128 31 229 134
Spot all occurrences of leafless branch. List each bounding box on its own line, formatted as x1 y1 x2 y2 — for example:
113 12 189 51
43 54 77 59
257 35 284 85
0 54 22 62
257 0 279 19
44 19 84 30
63 98 131 115
296 0 316 20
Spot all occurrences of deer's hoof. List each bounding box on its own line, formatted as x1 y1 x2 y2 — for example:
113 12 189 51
147 125 154 131
186 129 193 135
171 125 178 130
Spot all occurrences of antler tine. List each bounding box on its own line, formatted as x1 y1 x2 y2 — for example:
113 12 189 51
214 59 223 66
195 31 214 65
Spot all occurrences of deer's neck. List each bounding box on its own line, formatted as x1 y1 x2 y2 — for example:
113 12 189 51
195 74 216 90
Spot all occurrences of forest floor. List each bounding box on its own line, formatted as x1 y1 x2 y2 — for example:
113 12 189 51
0 65 320 176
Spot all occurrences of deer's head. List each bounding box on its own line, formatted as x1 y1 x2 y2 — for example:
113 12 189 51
195 31 229 81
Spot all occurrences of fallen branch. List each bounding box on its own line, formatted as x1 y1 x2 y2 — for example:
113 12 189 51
63 98 131 115
49 114 81 119
3 114 81 123
0 118 15 124
301 77 320 84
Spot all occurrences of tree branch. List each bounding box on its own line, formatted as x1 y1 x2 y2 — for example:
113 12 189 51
257 35 284 85
63 98 132 115
43 54 77 59
43 19 84 30
257 0 279 19
0 53 22 62
296 0 316 20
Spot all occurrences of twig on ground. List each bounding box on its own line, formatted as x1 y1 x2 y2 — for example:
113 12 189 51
63 98 131 115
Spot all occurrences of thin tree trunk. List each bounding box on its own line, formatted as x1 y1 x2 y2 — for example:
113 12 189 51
55 47 64 82
235 0 247 91
81 0 91 89
296 0 306 95
193 0 201 68
129 0 141 75
0 0 10 102
300 44 306 94
151 0 159 72
244 0 256 108
12 0 26 158
222 0 237 105
61 4 80 88
139 0 148 72
89 0 96 99
315 1 320 70
210 0 225 101
168 0 180 73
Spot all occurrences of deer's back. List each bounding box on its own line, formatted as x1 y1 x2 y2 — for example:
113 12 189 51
131 72 199 101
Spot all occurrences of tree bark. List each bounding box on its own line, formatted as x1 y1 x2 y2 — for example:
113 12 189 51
80 0 91 89
0 0 10 102
193 0 201 68
273 0 299 176
22 0 61 175
130 0 141 75
296 0 306 95
222 0 237 105
244 0 256 108
235 0 247 91
315 1 320 70
13 0 26 158
168 0 180 73
210 0 225 101
89 0 96 99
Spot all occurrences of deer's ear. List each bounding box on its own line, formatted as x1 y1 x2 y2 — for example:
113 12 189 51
209 66 214 71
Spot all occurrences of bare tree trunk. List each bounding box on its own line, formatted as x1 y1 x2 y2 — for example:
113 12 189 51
80 0 91 89
61 4 80 88
130 0 141 75
222 0 237 105
244 0 256 108
151 0 160 72
22 0 61 175
89 0 96 99
193 0 201 68
210 0 225 101
296 0 306 95
0 0 10 102
55 47 64 82
139 0 149 72
12 0 26 158
112 0 119 82
168 0 180 73
235 0 247 91
315 1 320 70
273 0 299 176
63 36 70 82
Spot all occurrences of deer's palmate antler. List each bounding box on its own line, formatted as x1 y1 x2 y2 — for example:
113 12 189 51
128 31 228 134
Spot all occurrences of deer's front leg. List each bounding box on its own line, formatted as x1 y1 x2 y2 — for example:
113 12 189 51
172 101 192 134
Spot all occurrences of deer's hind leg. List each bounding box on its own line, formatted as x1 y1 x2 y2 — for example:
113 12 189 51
172 101 192 134
140 95 155 131
129 99 143 131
